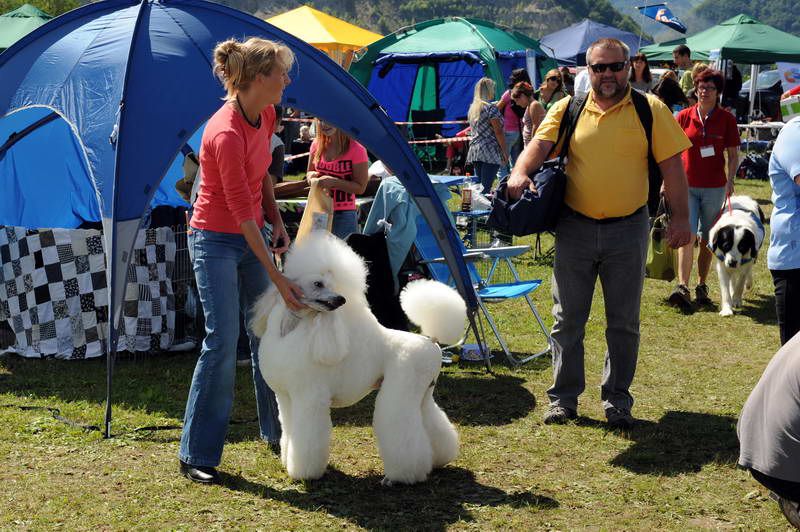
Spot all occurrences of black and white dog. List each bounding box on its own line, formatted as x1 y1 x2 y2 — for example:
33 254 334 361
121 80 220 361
708 195 766 317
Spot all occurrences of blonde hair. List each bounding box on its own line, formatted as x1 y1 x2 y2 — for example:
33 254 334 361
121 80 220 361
213 37 295 101
312 119 351 166
691 62 709 79
467 77 496 125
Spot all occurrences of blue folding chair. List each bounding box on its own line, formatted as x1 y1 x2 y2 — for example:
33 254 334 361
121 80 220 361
413 214 551 366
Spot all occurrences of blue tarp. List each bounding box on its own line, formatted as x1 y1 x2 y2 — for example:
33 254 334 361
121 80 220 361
0 0 478 435
540 19 652 66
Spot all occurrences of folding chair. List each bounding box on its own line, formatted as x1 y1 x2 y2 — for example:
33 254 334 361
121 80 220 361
413 214 551 366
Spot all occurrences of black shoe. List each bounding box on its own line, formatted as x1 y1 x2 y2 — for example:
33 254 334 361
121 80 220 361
778 496 800 529
267 440 281 455
668 284 693 311
179 460 220 484
605 407 635 430
694 283 713 306
543 405 577 424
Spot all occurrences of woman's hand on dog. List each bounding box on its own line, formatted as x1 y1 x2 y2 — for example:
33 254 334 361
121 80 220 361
274 274 306 311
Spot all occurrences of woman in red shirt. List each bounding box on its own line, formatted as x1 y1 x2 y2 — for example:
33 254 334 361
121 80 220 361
307 120 369 239
179 37 304 484
668 69 741 310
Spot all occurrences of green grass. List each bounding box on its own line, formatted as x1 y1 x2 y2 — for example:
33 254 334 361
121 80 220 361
0 179 787 530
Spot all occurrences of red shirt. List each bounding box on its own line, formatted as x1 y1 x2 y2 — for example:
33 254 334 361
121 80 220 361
191 104 276 233
676 104 740 188
309 139 368 211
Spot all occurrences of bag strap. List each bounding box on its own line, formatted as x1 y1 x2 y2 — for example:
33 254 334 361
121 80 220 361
629 89 657 172
555 94 588 165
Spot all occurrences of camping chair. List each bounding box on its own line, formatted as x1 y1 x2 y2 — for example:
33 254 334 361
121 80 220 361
413 214 551 366
408 109 445 171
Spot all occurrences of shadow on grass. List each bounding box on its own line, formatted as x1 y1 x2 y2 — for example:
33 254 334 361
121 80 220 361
221 466 557 531
738 293 777 326
0 349 537 445
331 372 537 428
609 410 739 476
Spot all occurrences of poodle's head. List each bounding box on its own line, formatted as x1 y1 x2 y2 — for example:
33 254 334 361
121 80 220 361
283 231 368 312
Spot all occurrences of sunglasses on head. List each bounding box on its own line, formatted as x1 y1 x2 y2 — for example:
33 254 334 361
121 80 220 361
589 61 627 73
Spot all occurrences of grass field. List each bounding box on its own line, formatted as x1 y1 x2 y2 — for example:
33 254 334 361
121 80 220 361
0 178 789 530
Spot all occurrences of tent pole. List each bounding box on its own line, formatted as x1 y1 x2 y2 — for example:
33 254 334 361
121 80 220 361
748 64 758 121
104 337 116 438
637 1 648 51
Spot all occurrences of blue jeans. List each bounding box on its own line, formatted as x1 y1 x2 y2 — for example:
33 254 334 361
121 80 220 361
332 209 358 240
503 131 521 173
473 161 501 195
179 227 281 467
688 186 726 242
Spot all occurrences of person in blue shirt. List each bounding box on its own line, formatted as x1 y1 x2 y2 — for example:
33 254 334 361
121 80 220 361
768 117 800 345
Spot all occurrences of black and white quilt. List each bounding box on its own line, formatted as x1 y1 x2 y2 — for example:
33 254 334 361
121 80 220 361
0 226 176 359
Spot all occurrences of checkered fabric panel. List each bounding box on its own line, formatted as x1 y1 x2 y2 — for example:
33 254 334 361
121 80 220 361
0 226 176 359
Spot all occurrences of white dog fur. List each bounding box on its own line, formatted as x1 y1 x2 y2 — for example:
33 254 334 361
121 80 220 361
251 231 465 484
708 195 765 317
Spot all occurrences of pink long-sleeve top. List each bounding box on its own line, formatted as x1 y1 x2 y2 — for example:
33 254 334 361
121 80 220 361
190 103 276 234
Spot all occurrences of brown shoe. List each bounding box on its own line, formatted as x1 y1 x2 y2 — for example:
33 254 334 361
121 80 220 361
543 405 577 424
668 284 692 311
694 284 713 306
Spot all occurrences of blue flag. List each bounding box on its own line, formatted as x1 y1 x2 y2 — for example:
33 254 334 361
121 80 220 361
637 3 687 34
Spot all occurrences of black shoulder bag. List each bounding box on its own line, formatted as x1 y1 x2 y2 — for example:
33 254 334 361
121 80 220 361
488 94 587 236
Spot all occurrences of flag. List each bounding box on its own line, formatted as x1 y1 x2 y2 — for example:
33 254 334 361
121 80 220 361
637 3 687 34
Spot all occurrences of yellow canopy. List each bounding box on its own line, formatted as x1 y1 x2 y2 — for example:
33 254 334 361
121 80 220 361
266 6 381 68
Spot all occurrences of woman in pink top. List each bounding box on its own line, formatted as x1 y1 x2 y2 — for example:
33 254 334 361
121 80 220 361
307 120 369 239
179 37 303 485
496 68 530 168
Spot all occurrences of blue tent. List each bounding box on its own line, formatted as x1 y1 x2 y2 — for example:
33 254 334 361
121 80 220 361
0 0 478 435
539 19 652 66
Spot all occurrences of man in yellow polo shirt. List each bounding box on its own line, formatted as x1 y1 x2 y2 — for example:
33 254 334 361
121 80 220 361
508 38 691 429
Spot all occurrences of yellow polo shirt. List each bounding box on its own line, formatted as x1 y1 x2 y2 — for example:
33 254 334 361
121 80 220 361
534 87 691 219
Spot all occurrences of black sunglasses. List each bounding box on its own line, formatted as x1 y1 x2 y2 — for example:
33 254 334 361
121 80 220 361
589 61 627 73
546 76 560 82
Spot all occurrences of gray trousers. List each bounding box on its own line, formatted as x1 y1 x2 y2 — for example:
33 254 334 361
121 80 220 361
548 207 650 412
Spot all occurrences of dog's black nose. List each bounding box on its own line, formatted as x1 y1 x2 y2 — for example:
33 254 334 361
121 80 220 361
323 295 346 310
727 260 738 268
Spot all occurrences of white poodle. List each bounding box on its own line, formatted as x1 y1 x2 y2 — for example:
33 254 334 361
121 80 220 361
251 231 465 484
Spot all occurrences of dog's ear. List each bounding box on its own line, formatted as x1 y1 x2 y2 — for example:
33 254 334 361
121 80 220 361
757 204 766 224
250 288 280 338
280 312 301 337
308 311 350 366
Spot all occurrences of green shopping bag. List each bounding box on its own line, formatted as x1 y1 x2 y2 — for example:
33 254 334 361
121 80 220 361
645 200 677 281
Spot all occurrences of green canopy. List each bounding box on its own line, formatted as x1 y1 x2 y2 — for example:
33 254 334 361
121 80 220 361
640 14 800 64
0 3 52 51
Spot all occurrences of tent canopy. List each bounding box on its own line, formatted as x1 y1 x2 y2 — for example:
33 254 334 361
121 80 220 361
266 5 381 67
0 0 479 433
0 3 51 50
640 14 800 64
539 19 652 66
349 17 556 136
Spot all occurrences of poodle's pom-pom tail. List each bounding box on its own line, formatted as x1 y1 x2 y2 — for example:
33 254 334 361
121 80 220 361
400 280 466 345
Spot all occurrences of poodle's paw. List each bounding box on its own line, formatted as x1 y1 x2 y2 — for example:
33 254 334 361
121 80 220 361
719 306 734 317
380 477 395 487
732 298 743 309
